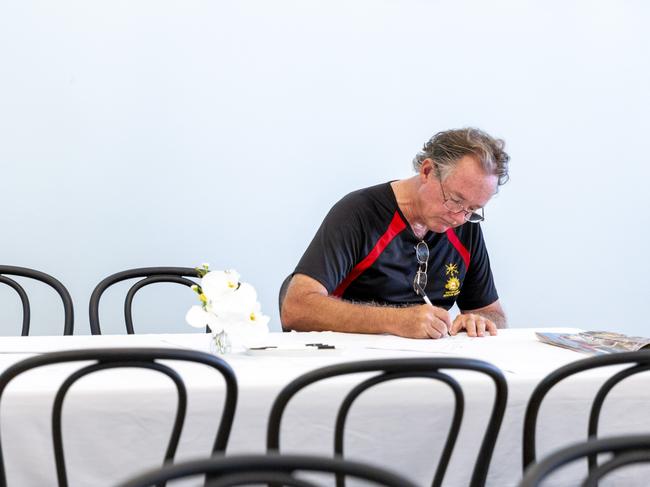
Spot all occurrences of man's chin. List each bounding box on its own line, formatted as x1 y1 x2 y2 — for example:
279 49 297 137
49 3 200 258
428 220 457 233
428 223 450 233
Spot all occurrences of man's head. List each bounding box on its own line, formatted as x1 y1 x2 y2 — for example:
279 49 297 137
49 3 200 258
412 128 510 233
412 127 510 185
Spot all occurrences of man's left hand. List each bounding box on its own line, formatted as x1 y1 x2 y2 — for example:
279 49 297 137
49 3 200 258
450 313 497 337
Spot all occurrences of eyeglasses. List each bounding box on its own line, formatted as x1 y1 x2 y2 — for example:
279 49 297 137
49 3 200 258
413 241 429 297
435 164 485 223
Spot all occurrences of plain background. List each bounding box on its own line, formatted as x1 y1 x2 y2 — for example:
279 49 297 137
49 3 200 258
0 0 648 336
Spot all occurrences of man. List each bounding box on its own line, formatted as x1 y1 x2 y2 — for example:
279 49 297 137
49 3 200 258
281 127 510 339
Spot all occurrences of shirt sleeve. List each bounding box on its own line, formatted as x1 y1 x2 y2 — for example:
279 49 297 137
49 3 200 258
294 193 366 294
456 224 499 310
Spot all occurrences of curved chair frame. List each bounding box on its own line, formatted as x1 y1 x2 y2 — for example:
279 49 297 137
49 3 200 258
520 435 650 487
89 267 200 334
0 347 238 487
267 357 508 487
522 350 650 475
0 265 74 335
585 450 650 487
116 453 420 487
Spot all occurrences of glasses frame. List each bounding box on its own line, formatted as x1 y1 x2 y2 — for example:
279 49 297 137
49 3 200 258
413 241 429 297
434 164 485 223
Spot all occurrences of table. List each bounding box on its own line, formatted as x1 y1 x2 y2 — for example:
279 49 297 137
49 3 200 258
1 328 649 486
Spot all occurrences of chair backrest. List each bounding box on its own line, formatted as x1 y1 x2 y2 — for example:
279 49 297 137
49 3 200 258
89 267 201 334
278 274 292 331
520 435 650 487
0 347 238 487
267 357 508 487
0 265 74 335
522 350 650 476
115 453 419 487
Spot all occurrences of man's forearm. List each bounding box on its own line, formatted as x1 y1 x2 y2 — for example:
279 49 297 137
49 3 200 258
281 274 453 339
282 291 402 335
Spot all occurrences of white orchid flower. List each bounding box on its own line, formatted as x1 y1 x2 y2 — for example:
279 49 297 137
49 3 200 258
220 306 270 347
201 270 240 303
187 267 270 351
185 305 223 333
244 301 271 327
219 302 269 327
217 284 269 326
219 282 257 310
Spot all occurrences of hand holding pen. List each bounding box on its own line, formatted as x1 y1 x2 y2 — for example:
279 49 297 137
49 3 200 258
414 282 451 337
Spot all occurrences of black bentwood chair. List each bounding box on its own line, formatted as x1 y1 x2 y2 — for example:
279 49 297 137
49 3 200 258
0 265 74 335
0 348 238 487
115 453 419 487
522 350 650 479
89 267 201 334
519 435 650 487
267 357 508 487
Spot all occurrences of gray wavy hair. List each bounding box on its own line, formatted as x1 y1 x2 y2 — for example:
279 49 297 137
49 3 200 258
412 127 510 186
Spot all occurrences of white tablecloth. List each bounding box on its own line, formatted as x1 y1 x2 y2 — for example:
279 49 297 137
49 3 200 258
1 328 649 487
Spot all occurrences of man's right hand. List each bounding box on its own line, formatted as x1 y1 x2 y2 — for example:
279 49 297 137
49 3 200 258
394 304 451 339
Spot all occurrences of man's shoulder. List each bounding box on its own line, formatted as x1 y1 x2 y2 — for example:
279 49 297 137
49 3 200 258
335 182 396 212
321 182 398 233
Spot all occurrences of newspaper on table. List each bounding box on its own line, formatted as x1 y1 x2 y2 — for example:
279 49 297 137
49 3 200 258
536 331 650 355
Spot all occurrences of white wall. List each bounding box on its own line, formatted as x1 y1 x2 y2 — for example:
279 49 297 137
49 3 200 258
1 0 648 336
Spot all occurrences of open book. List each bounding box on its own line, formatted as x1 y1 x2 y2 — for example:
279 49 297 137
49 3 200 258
536 331 650 355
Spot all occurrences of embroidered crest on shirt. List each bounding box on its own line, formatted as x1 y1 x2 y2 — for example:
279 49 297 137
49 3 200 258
443 263 461 298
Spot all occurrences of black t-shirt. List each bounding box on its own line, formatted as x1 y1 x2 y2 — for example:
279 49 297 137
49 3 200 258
294 182 498 310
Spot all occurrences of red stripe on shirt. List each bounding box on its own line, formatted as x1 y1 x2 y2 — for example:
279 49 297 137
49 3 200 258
333 211 407 297
445 228 470 269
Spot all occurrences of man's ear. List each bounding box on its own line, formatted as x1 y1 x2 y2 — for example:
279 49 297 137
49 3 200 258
420 158 434 178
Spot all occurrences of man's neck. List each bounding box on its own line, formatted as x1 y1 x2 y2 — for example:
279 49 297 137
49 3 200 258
390 178 428 239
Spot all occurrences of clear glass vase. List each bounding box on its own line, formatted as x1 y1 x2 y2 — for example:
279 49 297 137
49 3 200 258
211 330 232 355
